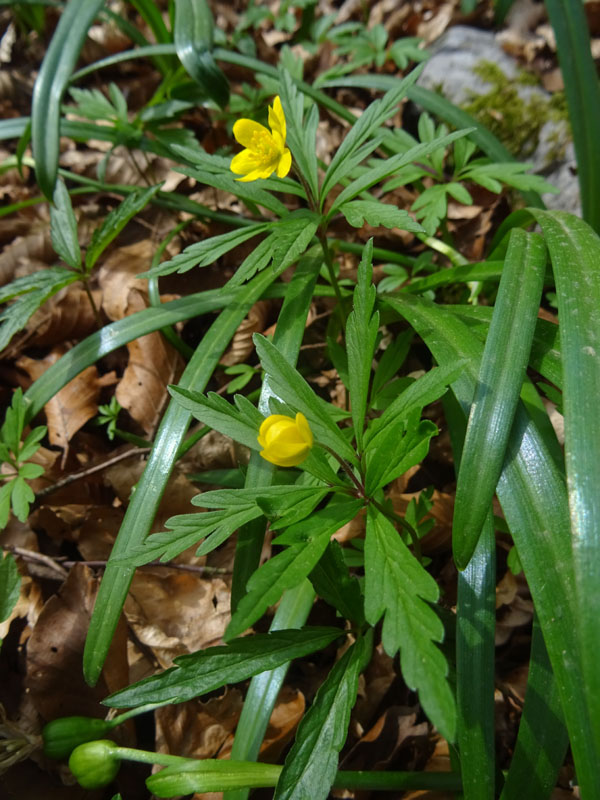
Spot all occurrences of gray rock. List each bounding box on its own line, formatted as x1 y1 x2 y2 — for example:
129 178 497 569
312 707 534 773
416 24 580 216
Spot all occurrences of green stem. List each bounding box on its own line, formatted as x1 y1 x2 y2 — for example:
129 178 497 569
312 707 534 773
317 226 347 330
111 744 463 793
319 443 364 496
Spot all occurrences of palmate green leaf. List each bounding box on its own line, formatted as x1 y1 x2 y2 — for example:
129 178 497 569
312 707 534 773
460 163 557 196
227 496 362 641
329 128 472 217
274 632 372 800
118 505 264 567
364 506 456 741
530 209 600 760
105 627 345 708
0 267 78 352
51 179 81 269
339 199 425 233
346 240 378 451
309 541 365 624
142 222 271 278
320 66 424 206
85 184 162 271
168 388 263 451
365 361 465 449
226 212 320 288
364 413 437 494
278 70 319 204
31 0 106 198
0 552 21 627
453 229 547 569
253 334 358 465
174 0 229 108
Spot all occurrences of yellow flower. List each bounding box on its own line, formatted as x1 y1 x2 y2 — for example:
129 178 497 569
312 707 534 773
230 96 292 182
257 412 313 467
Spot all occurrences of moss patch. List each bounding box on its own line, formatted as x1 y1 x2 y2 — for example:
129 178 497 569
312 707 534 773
462 60 569 161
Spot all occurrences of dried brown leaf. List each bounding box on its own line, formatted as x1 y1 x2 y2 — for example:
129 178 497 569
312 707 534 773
25 564 129 721
124 569 230 669
17 347 117 457
220 300 270 366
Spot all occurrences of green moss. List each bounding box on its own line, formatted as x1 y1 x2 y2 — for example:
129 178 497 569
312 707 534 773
462 60 570 161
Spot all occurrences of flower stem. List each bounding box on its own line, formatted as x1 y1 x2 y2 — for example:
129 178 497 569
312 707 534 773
318 226 347 331
319 443 365 497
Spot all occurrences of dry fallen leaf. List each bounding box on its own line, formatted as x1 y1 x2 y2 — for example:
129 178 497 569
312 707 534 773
17 348 117 461
124 568 230 669
25 564 129 722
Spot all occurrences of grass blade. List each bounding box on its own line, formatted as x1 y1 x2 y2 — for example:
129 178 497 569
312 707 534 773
453 229 546 568
31 0 106 198
385 293 600 798
445 392 496 800
500 614 568 800
82 270 282 686
531 209 600 761
544 1 600 231
173 0 229 108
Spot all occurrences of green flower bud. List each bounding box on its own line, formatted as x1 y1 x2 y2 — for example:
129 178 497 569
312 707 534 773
42 716 114 760
68 740 121 789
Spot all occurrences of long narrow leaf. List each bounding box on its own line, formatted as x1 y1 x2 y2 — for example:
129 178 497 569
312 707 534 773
500 615 568 800
32 0 106 198
544 1 600 231
453 229 546 568
385 293 600 798
83 269 284 687
531 209 600 761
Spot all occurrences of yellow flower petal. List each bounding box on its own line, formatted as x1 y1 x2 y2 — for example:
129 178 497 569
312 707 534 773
233 118 271 148
257 412 313 467
277 148 292 178
268 96 286 141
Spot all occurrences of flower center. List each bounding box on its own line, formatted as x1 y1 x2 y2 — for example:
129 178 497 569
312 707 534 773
250 130 279 158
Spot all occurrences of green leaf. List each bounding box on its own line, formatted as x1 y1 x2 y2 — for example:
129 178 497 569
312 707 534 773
274 632 372 800
83 269 287 688
168 388 263 451
85 184 161 271
461 163 557 196
500 615 568 800
32 0 106 198
364 506 456 741
51 179 81 269
0 482 13 530
339 200 424 232
329 128 472 216
365 361 465 449
364 413 437 494
544 0 600 231
278 70 319 204
105 627 345 708
370 330 412 401
386 291 600 797
1 387 27 455
253 334 358 464
530 209 600 760
227 496 362 641
174 0 229 108
346 240 378 449
0 553 21 625
309 541 365 624
227 212 320 288
453 229 547 569
320 67 424 206
148 761 280 796
142 222 271 278
121 505 263 567
10 476 34 522
0 267 78 352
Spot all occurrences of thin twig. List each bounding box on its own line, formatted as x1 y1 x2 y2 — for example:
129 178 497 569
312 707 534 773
34 447 151 501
